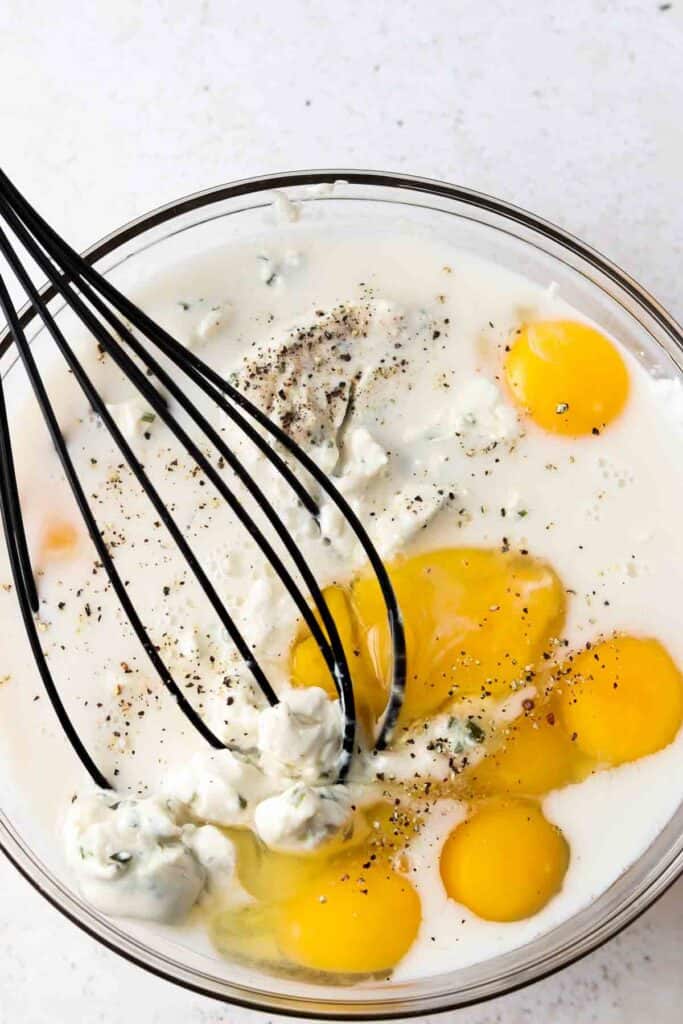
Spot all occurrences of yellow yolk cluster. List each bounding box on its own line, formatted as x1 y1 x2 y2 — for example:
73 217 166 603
440 799 569 922
227 324 679 968
286 545 683 941
504 320 629 436
439 634 683 922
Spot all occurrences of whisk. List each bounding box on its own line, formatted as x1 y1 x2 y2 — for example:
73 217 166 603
0 170 407 788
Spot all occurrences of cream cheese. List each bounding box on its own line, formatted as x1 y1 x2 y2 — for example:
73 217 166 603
253 783 356 852
64 791 212 922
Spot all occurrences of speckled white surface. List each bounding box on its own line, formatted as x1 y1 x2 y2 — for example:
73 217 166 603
0 0 682 1020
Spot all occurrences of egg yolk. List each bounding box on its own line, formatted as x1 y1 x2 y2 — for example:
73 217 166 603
42 520 79 558
440 799 569 922
352 547 565 723
290 585 385 730
504 320 629 436
469 706 583 796
277 853 421 974
558 635 683 766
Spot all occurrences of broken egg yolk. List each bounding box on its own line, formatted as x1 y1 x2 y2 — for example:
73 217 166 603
504 320 629 436
276 851 421 974
440 798 569 922
558 635 683 765
291 548 565 727
352 547 565 724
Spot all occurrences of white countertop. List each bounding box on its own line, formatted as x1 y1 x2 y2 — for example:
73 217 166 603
1 0 681 1020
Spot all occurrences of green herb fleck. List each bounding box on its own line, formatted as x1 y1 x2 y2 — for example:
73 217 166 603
466 720 486 744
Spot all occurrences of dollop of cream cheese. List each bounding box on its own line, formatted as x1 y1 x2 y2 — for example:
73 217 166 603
423 377 520 452
63 790 239 922
253 782 356 852
377 715 485 781
64 687 354 919
163 749 268 827
256 686 343 784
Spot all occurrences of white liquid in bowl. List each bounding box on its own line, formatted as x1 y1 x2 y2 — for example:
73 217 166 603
0 215 681 983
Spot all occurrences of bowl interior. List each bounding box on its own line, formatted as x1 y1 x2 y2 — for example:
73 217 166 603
0 171 681 1018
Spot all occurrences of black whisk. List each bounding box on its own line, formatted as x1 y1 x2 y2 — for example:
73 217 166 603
0 170 407 789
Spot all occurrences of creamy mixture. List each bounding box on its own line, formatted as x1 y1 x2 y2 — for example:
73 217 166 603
1 198 682 982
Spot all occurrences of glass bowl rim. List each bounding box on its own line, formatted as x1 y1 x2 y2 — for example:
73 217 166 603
0 168 681 1018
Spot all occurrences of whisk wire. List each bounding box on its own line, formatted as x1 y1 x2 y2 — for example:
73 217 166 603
0 169 406 745
0 169 408 788
0 195 358 762
0 228 230 759
0 274 110 788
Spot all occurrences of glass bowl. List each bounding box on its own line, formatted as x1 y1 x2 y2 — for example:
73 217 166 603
1 171 682 1018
